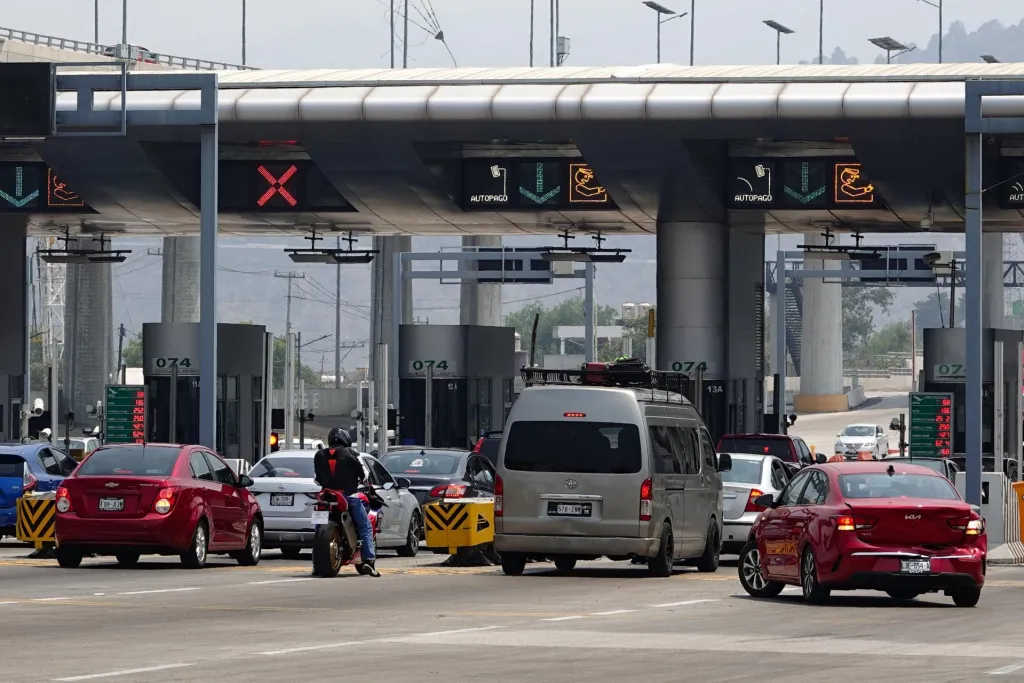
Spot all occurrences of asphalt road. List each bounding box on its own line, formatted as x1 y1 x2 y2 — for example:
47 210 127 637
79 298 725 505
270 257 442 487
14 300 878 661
3 542 1024 682
789 392 909 456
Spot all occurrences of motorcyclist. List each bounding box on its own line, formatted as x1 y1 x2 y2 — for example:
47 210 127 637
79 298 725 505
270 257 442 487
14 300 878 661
313 427 380 577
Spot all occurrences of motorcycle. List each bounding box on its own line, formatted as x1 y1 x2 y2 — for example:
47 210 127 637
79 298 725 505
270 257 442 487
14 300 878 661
310 485 385 577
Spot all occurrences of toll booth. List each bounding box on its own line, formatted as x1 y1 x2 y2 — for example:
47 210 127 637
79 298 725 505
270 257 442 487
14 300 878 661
398 325 516 449
922 327 1024 474
142 323 272 462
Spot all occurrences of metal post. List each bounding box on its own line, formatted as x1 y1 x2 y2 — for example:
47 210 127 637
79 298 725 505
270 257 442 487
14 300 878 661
776 30 781 65
378 343 389 457
367 378 376 453
949 261 957 327
774 250 787 433
169 362 178 443
402 0 409 68
584 262 595 362
391 251 402 413
22 254 31 442
335 237 341 389
911 309 918 391
994 340 1005 477
689 0 695 66
263 332 274 460
898 413 907 457
116 323 126 385
817 0 823 64
549 0 555 66
656 14 661 64
241 0 247 65
357 380 367 452
298 377 306 449
390 0 395 68
646 309 656 368
121 0 127 47
198 123 218 450
424 364 433 447
1017 340 1023 482
50 331 58 443
555 0 560 64
95 0 99 44
964 132 984 507
529 0 535 66
938 0 943 64
284 332 295 447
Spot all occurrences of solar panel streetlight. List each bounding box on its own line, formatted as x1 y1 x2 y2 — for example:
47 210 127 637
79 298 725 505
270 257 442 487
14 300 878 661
869 36 915 64
763 20 795 65
643 2 687 64
917 0 943 63
981 54 1001 63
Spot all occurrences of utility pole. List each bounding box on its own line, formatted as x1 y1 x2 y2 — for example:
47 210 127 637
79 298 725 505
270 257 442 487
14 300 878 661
403 0 409 68
529 0 535 66
242 0 247 65
274 271 304 448
95 0 100 44
122 0 127 47
297 331 304 449
818 0 824 65
390 0 396 68
116 324 127 384
335 236 342 389
690 0 695 66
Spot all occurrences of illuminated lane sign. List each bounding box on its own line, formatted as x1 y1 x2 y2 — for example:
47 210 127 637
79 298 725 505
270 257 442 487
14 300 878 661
727 158 881 210
461 158 617 211
999 159 1024 208
47 169 86 208
0 163 92 213
908 392 953 459
104 385 148 445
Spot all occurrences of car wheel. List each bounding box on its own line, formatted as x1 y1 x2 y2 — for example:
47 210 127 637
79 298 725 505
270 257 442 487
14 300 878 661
696 520 721 573
885 589 919 601
951 586 982 608
800 546 830 604
280 546 302 560
234 519 262 566
501 552 527 576
647 524 673 578
396 512 421 558
55 545 83 569
554 557 577 572
180 520 209 569
738 540 785 598
115 552 141 568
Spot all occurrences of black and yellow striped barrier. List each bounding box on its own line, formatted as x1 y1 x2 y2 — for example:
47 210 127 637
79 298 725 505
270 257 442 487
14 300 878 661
423 498 494 555
16 495 56 546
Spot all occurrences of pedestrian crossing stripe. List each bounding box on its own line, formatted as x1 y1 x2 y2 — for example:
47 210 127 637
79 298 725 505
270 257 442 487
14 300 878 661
16 498 56 543
424 502 470 532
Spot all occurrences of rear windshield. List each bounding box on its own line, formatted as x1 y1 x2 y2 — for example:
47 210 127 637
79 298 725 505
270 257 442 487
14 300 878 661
503 421 642 474
250 457 316 479
0 453 24 478
718 437 795 462
76 446 181 477
722 458 763 485
380 452 462 476
839 473 960 501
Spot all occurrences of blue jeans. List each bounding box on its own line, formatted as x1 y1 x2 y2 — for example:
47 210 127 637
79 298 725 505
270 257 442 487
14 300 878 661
346 495 375 563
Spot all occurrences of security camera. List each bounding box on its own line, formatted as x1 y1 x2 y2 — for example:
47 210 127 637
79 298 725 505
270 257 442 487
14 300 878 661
923 251 942 267
85 404 96 415
31 398 44 416
889 418 901 431
920 215 934 231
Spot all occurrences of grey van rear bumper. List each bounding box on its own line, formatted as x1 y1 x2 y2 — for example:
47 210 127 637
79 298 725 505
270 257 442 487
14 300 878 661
495 534 661 557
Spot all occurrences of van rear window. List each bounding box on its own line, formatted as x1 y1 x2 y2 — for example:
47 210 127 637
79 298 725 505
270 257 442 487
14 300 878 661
719 438 795 462
503 422 642 474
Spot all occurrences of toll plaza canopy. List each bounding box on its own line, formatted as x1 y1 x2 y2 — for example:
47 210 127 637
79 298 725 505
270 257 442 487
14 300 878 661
13 62 1024 237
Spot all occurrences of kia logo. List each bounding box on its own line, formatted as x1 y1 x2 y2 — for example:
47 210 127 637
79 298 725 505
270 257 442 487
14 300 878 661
905 514 921 520
564 479 578 489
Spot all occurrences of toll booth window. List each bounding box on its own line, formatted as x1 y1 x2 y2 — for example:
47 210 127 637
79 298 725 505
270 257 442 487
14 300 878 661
504 421 642 474
78 446 181 476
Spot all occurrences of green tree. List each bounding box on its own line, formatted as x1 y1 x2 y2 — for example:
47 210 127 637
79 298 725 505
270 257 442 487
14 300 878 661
856 320 913 368
504 297 618 360
842 288 895 353
272 337 321 389
121 336 143 367
913 290 965 331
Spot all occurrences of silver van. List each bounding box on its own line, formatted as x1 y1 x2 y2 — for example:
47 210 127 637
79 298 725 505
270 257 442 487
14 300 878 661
494 373 730 577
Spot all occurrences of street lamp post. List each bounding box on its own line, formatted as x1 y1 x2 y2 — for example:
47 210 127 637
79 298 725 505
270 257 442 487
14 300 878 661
689 0 695 66
643 2 686 64
763 20 794 65
818 0 823 64
241 0 247 65
918 0 943 63
869 36 915 64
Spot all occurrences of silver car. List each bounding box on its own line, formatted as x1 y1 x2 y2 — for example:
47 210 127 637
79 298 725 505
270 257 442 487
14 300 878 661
720 453 790 555
249 450 422 558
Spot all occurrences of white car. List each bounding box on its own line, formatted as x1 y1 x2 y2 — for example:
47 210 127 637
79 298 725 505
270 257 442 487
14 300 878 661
720 453 791 554
248 449 422 559
834 423 889 460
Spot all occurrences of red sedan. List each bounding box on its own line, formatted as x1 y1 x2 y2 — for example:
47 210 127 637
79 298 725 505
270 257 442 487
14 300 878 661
738 461 986 607
54 444 263 569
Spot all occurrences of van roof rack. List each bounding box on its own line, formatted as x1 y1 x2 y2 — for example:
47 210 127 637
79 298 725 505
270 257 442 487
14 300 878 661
520 362 700 406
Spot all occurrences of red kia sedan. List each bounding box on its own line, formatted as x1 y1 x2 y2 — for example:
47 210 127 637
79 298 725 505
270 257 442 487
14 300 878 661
738 461 986 607
54 444 263 569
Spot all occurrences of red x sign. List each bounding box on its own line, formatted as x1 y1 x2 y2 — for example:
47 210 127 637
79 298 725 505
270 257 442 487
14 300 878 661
256 164 298 207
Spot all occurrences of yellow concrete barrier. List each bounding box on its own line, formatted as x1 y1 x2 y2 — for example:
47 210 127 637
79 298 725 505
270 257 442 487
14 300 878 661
423 498 494 555
16 494 55 545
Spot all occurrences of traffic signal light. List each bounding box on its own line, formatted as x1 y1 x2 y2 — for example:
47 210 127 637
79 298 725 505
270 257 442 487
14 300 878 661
270 432 279 452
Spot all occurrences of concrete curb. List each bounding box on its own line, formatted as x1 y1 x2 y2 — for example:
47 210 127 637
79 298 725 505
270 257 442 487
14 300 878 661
988 541 1024 565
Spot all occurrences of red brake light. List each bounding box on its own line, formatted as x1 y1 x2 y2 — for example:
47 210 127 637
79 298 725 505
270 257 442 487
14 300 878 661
22 469 36 493
429 484 467 498
55 485 72 513
744 489 766 513
495 474 503 517
563 412 586 418
833 515 876 531
153 486 179 514
473 438 484 453
640 477 653 521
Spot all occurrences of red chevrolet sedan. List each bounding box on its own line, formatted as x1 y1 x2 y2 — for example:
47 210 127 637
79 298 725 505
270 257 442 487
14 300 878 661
54 444 263 569
738 461 986 607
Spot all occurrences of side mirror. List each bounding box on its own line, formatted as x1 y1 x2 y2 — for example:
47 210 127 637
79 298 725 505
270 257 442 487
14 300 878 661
238 475 254 488
815 453 828 464
754 493 775 508
717 453 732 473
395 477 411 489
381 481 395 491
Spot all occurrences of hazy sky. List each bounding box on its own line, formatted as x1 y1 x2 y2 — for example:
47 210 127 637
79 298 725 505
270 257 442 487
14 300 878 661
3 0 1021 70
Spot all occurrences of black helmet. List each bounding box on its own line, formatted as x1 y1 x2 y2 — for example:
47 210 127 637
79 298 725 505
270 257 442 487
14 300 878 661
328 427 351 448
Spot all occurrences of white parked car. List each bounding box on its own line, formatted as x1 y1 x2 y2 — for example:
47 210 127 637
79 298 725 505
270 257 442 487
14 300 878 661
834 423 889 460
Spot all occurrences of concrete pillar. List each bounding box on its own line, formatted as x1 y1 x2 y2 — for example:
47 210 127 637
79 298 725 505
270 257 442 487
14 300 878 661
983 232 1004 329
656 222 726 378
794 233 845 413
64 235 112 428
369 235 413 410
161 236 200 323
459 235 503 326
0 220 27 441
727 228 765 431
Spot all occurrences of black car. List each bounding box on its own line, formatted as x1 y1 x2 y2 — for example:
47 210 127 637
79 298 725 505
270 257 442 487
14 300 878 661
378 447 496 506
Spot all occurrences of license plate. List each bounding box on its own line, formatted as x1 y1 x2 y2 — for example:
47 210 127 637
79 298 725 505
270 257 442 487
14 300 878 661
547 502 592 517
99 497 124 512
270 493 294 507
311 511 329 526
900 559 930 574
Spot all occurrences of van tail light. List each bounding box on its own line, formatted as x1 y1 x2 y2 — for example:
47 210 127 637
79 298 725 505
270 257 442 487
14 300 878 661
22 469 37 493
832 515 877 531
744 489 766 513
640 477 653 521
494 474 503 517
429 484 467 498
152 487 179 515
55 486 72 513
949 516 985 535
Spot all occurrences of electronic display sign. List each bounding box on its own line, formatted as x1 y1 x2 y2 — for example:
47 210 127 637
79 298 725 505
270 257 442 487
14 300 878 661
0 163 91 213
0 63 54 137
908 392 953 458
461 158 617 211
104 385 148 445
727 158 881 210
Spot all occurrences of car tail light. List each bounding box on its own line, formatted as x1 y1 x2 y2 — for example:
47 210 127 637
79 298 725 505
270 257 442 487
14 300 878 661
832 515 877 531
429 484 467 498
152 487 179 514
495 474 503 517
472 438 484 453
22 469 36 493
640 478 653 521
744 489 767 513
55 486 72 513
948 516 985 535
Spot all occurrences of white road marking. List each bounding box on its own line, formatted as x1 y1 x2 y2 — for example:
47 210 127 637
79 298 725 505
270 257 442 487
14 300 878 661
0 601 18 605
988 662 1024 675
34 597 73 601
782 587 802 593
258 627 499 657
591 609 636 616
246 578 314 585
52 662 194 681
651 599 719 608
542 616 584 622
117 588 201 596
409 626 501 637
259 641 364 656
